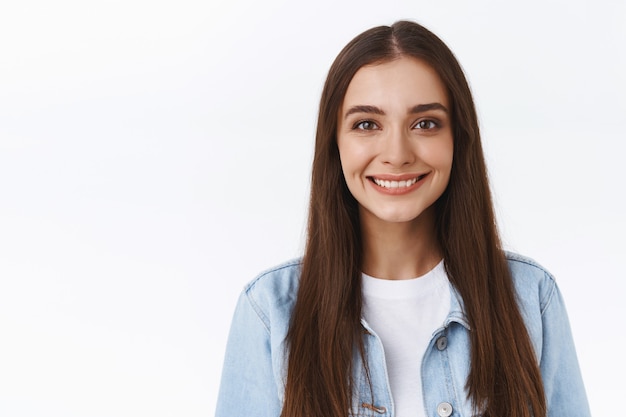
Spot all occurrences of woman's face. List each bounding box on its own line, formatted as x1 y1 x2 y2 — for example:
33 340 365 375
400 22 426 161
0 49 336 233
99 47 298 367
337 56 453 228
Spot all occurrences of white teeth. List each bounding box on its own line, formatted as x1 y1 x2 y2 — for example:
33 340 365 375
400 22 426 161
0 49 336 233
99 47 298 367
373 177 419 188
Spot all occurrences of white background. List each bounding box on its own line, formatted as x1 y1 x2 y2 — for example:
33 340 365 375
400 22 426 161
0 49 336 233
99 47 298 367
0 0 624 415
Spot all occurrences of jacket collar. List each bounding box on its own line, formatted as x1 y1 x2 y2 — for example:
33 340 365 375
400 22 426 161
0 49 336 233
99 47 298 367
444 282 470 330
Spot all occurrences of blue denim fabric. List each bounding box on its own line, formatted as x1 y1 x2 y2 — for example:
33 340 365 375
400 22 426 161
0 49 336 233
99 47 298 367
215 252 590 417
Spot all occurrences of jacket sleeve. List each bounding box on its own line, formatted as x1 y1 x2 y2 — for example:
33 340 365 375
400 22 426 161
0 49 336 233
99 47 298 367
215 290 282 417
539 281 591 417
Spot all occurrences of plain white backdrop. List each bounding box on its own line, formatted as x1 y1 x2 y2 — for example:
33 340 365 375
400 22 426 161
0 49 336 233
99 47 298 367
0 0 624 415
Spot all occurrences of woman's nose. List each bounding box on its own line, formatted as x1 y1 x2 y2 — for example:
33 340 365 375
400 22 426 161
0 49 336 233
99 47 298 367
380 128 416 167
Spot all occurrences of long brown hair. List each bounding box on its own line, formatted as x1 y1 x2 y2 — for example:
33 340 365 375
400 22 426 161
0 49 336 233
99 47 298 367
282 21 546 417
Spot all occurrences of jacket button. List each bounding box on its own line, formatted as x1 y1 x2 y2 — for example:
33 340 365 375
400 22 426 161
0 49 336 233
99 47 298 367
437 402 453 417
436 336 448 351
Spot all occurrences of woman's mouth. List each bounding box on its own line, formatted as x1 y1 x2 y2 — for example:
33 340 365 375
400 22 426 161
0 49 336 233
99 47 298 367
369 174 428 189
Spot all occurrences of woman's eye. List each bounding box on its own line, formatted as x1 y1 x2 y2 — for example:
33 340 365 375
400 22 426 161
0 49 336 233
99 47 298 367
354 120 378 131
415 120 438 130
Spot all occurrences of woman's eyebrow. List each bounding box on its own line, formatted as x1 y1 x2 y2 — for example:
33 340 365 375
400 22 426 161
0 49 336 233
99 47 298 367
410 103 449 114
343 105 385 119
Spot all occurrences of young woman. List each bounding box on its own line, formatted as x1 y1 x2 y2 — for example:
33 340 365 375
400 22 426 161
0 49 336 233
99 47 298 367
215 21 590 417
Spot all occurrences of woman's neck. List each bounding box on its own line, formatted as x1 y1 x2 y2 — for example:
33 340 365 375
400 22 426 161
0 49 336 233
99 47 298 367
360 207 441 280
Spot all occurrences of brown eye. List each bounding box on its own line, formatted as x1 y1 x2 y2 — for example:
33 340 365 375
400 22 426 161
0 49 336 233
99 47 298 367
354 120 378 130
415 120 437 130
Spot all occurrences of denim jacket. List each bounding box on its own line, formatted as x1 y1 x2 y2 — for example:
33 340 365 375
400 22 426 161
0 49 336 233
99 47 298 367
215 252 591 417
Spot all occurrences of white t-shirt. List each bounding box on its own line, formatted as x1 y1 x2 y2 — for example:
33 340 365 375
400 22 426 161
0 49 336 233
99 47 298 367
361 260 450 417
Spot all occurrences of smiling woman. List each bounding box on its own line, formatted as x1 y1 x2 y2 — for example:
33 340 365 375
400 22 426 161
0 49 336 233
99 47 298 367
215 21 590 417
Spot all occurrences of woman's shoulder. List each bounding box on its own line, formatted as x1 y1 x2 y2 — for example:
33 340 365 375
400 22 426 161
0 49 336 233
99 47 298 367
245 258 302 292
504 251 555 280
504 251 558 313
241 258 302 324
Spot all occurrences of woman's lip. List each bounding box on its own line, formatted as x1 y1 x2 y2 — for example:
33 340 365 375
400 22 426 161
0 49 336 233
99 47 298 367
367 173 428 181
367 173 430 194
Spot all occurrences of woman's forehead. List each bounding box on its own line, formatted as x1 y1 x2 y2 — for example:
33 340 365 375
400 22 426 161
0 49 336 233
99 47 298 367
341 57 449 116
